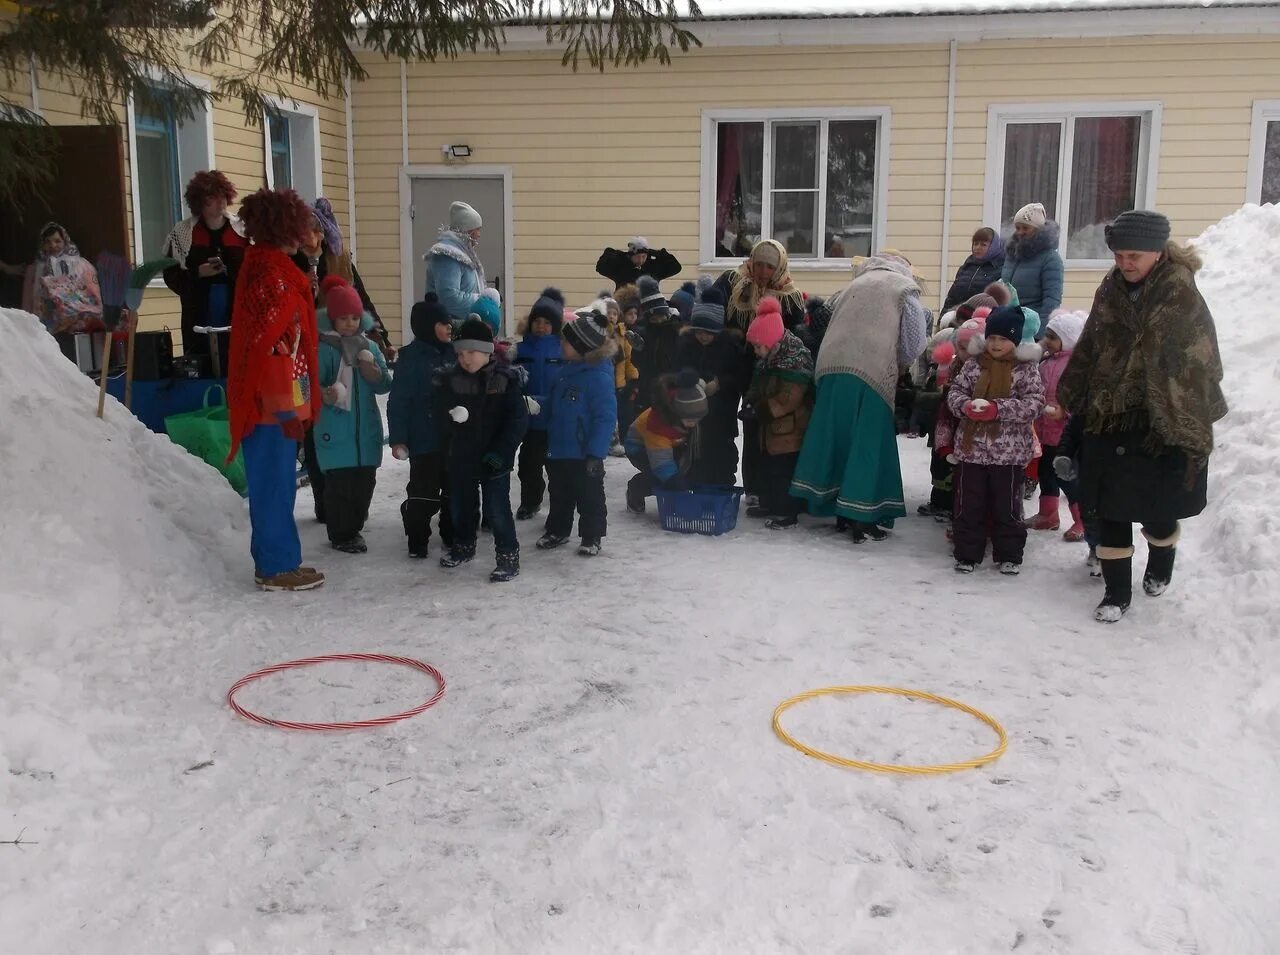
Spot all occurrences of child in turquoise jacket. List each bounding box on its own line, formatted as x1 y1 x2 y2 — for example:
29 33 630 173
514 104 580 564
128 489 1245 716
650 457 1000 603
315 276 393 553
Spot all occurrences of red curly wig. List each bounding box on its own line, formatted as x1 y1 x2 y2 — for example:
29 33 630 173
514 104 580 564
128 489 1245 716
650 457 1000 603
183 169 238 217
238 187 313 249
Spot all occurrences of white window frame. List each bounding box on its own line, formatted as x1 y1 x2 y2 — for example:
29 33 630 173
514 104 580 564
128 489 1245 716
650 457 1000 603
984 101 1162 269
1247 100 1280 205
263 96 323 201
699 107 890 271
125 69 215 270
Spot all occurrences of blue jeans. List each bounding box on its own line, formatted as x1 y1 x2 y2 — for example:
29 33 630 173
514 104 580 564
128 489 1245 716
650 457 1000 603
451 469 518 552
242 424 302 576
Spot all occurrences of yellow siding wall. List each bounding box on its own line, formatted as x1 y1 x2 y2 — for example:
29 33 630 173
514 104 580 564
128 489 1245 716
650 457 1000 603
354 32 1280 340
2 44 349 342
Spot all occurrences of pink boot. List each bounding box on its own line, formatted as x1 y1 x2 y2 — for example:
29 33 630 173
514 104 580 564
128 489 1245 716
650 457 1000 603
1063 503 1086 542
1026 495 1060 531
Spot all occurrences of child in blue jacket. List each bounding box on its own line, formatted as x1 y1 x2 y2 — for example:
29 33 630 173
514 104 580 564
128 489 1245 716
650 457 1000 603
514 287 566 520
388 293 455 558
314 276 393 553
536 308 618 556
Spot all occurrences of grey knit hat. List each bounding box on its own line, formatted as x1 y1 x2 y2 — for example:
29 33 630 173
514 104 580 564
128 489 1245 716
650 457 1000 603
449 201 482 232
637 275 669 319
563 312 608 355
1105 210 1171 253
671 369 709 422
627 236 650 253
689 288 726 334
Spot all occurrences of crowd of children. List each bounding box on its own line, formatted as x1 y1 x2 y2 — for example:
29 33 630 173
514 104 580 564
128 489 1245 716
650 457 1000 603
304 248 1115 590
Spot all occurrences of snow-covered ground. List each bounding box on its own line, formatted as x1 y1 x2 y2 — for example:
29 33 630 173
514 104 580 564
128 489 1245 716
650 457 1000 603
3 206 1280 954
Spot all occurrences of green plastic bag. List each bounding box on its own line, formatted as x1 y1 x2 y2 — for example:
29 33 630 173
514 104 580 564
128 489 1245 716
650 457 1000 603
164 385 248 496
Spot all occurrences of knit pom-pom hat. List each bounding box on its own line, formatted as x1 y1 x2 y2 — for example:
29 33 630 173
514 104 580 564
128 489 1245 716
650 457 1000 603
528 287 566 334
689 287 726 334
745 296 785 350
410 292 451 341
670 281 697 324
670 368 709 422
637 275 669 319
564 310 610 356
471 294 502 337
454 317 494 355
321 274 362 318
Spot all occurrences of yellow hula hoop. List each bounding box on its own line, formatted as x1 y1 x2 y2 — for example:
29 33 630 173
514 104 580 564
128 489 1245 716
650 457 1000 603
772 685 1008 776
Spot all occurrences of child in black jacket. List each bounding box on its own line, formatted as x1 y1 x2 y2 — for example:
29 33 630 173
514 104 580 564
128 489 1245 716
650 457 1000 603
436 318 529 582
672 288 742 486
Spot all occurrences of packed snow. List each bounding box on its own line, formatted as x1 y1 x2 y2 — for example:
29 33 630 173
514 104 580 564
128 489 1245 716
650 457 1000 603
2 205 1280 953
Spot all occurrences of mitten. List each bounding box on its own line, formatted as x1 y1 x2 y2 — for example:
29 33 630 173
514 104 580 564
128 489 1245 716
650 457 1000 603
1053 456 1078 482
963 399 998 422
585 456 605 478
449 406 469 423
391 445 409 461
702 378 720 397
627 331 644 351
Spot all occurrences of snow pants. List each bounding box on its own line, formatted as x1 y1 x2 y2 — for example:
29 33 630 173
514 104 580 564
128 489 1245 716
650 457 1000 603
452 467 518 553
402 451 453 550
517 429 550 512
324 466 377 545
242 424 302 577
953 462 1026 565
545 458 608 542
758 451 802 519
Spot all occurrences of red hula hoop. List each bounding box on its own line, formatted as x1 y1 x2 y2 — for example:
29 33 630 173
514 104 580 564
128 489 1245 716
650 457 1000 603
227 652 446 731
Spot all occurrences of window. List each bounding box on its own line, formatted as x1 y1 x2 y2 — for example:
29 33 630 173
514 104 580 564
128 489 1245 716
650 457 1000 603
127 78 214 261
263 100 321 201
703 109 887 265
1248 101 1280 206
986 103 1160 264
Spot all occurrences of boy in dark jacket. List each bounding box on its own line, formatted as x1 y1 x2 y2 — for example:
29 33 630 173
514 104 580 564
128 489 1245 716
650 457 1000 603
672 288 742 486
388 293 455 559
513 287 566 520
633 276 682 414
538 309 618 556
436 318 529 582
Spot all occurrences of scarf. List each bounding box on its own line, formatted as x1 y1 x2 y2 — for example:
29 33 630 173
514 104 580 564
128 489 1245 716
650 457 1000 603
960 352 1015 453
1057 258 1226 464
226 245 321 457
162 214 246 269
724 239 803 333
428 230 486 292
749 330 813 404
318 330 372 412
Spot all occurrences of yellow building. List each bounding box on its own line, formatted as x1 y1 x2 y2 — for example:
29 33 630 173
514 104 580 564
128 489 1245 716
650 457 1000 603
4 1 1279 344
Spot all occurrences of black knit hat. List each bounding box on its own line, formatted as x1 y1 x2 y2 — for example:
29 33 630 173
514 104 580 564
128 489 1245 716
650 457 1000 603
669 281 697 324
637 275 669 319
689 287 726 334
454 317 494 354
985 305 1026 346
563 312 609 356
528 287 566 334
1105 210 1171 253
410 293 451 341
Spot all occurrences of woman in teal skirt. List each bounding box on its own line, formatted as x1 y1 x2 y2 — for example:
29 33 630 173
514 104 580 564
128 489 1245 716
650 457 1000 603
790 253 930 542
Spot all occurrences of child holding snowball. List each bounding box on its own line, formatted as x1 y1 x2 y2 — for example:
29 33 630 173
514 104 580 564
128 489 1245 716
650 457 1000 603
434 317 529 582
314 276 394 554
945 305 1045 575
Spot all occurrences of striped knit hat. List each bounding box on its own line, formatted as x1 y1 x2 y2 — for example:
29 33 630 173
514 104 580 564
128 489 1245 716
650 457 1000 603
637 275 669 319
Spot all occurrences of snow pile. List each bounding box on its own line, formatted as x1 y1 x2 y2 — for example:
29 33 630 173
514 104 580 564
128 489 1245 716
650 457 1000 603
0 309 245 797
1186 204 1280 733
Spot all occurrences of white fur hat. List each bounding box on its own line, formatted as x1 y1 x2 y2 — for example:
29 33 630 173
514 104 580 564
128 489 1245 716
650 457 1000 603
449 201 482 232
1014 203 1047 229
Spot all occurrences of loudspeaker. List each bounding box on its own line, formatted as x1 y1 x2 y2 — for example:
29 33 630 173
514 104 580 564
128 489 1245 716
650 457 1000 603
131 330 174 381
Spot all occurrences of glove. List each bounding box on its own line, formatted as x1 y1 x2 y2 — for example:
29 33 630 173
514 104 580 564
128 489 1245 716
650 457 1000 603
481 452 505 476
525 396 541 416
585 456 605 478
449 406 469 423
391 444 409 461
963 399 998 422
627 330 644 351
1053 456 1078 482
702 378 720 397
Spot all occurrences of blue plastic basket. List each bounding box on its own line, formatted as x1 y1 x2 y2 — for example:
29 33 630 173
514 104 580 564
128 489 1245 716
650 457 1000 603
654 485 744 536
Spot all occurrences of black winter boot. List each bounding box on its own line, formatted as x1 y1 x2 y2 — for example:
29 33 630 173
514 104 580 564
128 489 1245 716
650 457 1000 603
1142 524 1180 597
439 542 476 568
1095 549 1133 623
490 549 520 583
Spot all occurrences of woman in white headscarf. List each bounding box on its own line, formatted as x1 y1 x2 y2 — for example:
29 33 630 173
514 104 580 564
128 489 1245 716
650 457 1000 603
789 253 929 543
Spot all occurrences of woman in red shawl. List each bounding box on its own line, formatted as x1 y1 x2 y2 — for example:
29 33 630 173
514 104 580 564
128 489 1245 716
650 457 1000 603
228 187 325 591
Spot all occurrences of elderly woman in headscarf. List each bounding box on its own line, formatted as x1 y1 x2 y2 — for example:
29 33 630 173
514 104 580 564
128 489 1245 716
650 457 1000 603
425 200 487 321
21 222 104 334
1057 210 1227 624
789 252 930 543
291 196 393 359
712 238 805 336
162 170 248 362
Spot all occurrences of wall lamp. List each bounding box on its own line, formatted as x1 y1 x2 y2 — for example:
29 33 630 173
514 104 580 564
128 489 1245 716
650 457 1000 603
442 144 472 160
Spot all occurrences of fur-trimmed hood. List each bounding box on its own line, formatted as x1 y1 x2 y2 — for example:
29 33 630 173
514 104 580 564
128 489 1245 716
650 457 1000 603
1005 221 1061 262
573 334 619 365
425 230 486 289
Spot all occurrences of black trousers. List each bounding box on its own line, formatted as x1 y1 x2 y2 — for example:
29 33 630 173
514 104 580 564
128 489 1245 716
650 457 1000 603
952 462 1026 564
546 458 608 542
929 448 955 513
689 429 739 488
303 429 326 517
741 419 761 495
324 466 377 544
402 452 453 549
758 451 802 518
1099 519 1178 550
518 429 550 510
616 387 638 444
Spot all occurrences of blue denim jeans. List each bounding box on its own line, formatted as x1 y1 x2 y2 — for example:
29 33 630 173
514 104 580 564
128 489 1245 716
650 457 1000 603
451 469 518 552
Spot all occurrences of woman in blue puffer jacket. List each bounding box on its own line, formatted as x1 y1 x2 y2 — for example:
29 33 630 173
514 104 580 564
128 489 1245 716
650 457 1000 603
1002 203 1064 321
425 200 487 320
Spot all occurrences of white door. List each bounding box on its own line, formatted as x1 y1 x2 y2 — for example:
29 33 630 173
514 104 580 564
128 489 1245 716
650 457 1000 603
410 175 507 335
